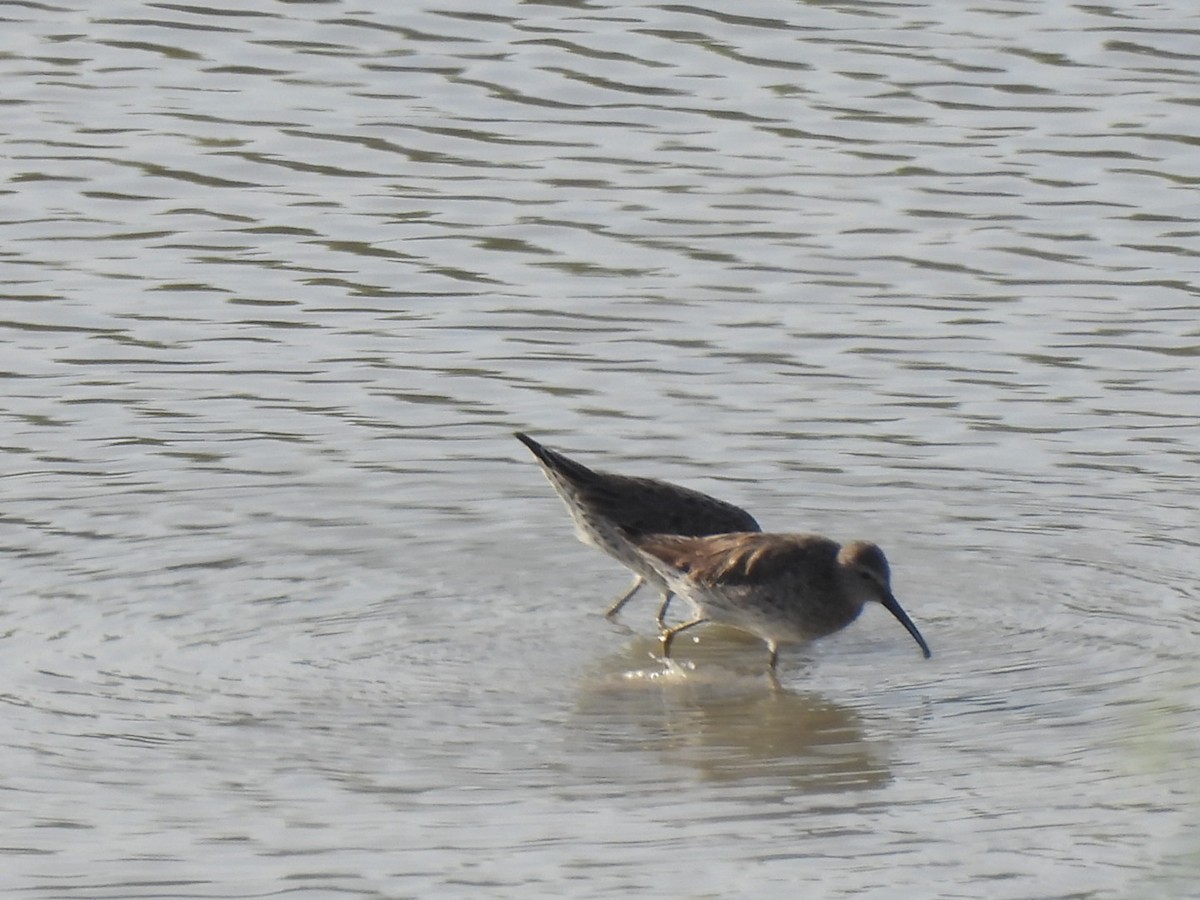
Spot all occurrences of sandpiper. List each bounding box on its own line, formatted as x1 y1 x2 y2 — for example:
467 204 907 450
632 531 931 676
514 432 760 625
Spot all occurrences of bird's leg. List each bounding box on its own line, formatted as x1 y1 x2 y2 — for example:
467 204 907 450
766 641 782 690
654 591 674 629
660 617 708 660
766 641 780 672
604 574 644 620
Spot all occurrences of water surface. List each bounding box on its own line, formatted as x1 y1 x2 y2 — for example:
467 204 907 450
3 1 1199 897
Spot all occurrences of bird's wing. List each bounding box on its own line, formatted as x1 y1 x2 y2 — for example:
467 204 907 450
635 532 836 586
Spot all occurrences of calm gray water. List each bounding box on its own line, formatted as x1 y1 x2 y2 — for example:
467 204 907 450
3 1 1199 897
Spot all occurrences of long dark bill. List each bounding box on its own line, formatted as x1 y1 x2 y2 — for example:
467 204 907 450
882 592 932 659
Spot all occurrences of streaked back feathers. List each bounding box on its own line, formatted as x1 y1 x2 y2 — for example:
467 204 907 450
636 532 841 586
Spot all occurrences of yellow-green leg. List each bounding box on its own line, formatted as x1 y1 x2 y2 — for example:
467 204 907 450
660 617 708 659
604 574 644 619
654 592 674 629
766 641 782 690
766 641 780 672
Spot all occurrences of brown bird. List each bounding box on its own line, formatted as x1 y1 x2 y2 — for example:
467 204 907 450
633 531 931 675
515 432 760 626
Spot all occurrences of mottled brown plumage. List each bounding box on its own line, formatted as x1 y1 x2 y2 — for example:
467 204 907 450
635 531 931 676
515 432 760 624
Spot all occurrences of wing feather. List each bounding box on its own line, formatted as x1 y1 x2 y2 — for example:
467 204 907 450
636 533 839 586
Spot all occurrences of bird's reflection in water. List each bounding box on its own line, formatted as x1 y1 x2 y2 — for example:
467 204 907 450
570 630 891 793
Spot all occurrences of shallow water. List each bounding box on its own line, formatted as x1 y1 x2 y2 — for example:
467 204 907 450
3 1 1199 897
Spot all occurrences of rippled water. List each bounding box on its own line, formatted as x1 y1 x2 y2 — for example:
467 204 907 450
3 1 1199 897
